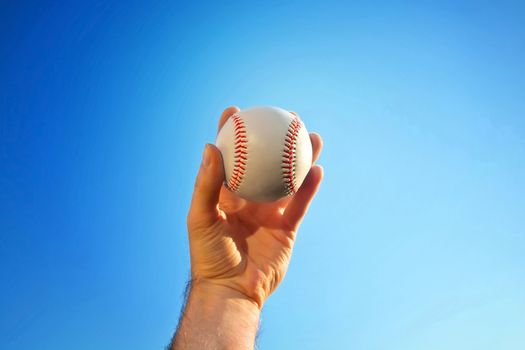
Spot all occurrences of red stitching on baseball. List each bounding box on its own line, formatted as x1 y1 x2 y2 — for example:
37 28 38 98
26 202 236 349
282 116 302 195
227 114 247 192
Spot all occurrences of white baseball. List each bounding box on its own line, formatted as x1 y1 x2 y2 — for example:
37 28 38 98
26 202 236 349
216 106 312 202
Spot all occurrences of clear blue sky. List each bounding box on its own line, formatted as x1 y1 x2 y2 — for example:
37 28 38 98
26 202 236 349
1 1 524 349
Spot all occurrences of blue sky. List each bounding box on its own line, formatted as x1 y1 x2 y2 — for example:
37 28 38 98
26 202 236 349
1 1 524 349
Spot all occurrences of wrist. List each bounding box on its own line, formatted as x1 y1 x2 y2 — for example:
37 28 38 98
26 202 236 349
189 265 271 309
190 279 262 313
173 279 260 349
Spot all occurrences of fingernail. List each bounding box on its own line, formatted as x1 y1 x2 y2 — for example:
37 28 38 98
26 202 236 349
202 144 211 168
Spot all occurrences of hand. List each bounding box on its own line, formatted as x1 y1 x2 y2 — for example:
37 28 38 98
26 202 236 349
187 106 324 309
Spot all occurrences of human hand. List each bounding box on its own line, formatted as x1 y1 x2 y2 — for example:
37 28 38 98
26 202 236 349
187 106 323 309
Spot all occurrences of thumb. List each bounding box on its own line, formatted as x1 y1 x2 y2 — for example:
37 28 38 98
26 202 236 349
188 144 225 227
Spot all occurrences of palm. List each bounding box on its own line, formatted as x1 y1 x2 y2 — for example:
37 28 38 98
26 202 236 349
223 188 296 290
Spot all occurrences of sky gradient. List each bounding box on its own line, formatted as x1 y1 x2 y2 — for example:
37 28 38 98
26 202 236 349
1 1 524 349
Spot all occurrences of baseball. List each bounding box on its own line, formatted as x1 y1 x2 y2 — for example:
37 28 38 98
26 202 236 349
216 106 312 202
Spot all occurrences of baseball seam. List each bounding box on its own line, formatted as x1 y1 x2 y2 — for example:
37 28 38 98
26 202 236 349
282 116 302 195
226 114 248 192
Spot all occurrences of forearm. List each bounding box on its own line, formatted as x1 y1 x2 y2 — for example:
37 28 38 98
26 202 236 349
171 281 261 350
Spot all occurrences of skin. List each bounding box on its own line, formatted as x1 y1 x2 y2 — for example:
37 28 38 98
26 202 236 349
171 106 324 350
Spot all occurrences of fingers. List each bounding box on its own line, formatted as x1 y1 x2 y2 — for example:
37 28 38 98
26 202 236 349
188 144 225 227
282 165 324 230
310 132 323 164
217 106 240 134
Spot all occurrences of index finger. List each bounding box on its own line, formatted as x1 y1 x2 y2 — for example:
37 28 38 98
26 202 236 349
217 106 240 134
